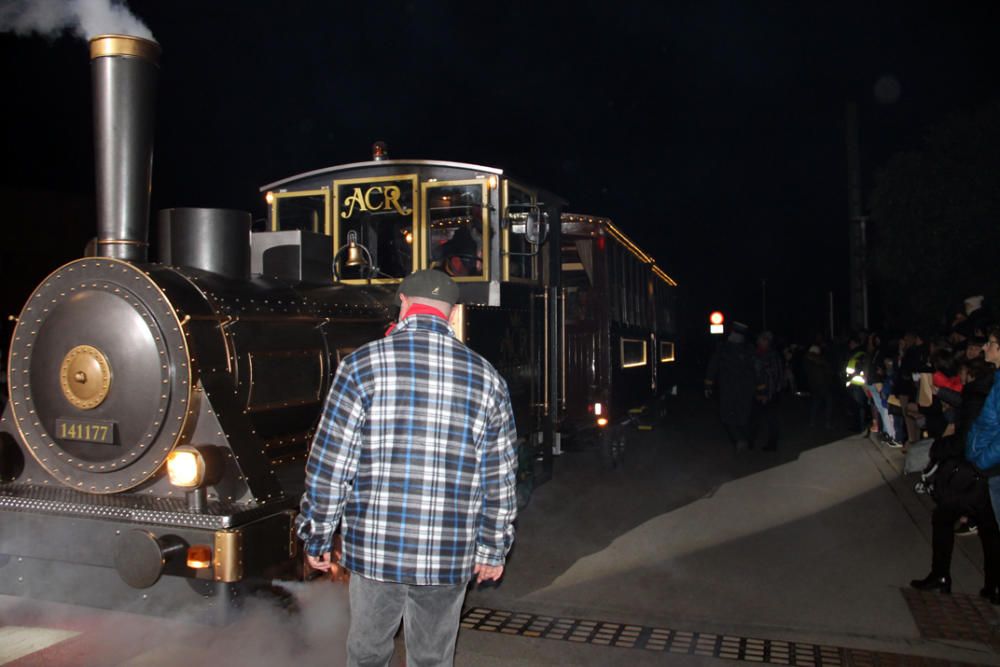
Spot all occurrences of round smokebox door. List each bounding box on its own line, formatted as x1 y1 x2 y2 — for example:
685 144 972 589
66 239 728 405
7 258 194 493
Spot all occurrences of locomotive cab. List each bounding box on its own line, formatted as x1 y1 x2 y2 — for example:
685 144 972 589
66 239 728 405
261 157 565 500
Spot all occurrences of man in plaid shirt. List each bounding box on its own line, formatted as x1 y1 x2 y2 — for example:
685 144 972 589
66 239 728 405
297 269 517 667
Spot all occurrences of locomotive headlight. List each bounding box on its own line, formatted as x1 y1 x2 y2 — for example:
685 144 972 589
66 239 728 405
597 417 609 427
166 446 205 488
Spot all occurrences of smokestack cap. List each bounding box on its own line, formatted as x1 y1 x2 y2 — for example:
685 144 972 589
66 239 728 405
90 34 161 64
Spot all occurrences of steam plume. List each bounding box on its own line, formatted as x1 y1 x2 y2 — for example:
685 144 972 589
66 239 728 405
0 0 155 41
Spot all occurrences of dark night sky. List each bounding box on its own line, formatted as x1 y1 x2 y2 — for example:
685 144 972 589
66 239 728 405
1 1 998 345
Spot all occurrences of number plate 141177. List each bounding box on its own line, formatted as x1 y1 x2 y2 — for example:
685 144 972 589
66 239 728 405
55 418 116 445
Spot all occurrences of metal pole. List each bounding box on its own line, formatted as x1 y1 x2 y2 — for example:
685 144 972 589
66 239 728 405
860 217 869 330
540 202 561 484
761 278 767 331
846 102 868 332
829 291 835 341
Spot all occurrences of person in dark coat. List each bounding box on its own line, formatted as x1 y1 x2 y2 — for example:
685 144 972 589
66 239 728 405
705 322 758 451
804 344 834 428
751 331 783 450
911 356 1000 602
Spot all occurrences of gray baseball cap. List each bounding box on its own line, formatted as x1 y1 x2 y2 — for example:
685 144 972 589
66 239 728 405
396 269 460 306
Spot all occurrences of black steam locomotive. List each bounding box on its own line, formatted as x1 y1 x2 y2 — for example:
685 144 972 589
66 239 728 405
0 35 677 620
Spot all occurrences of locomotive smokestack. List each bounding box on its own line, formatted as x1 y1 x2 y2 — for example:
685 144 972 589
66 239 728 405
89 34 160 262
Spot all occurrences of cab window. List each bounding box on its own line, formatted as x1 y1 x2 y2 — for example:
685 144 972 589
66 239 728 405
425 183 486 279
272 192 328 233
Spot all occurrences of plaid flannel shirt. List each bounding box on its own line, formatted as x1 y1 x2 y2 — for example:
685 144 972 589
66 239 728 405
296 314 518 585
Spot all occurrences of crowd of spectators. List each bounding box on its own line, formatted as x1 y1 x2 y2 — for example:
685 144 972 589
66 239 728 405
791 295 1000 602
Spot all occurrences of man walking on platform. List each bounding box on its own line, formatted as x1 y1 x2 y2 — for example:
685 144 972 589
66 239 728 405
296 269 518 667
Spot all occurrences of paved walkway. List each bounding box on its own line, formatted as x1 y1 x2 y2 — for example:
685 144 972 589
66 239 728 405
458 430 999 665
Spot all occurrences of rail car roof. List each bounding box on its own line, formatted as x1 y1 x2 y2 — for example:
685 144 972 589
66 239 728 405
562 213 678 287
260 159 564 205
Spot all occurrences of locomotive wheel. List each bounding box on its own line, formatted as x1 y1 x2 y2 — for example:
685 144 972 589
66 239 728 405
7 258 195 493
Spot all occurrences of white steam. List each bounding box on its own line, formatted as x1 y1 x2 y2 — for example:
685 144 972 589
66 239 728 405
0 0 155 42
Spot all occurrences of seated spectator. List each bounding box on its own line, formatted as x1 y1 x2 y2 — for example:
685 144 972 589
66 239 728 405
897 331 929 445
966 335 987 361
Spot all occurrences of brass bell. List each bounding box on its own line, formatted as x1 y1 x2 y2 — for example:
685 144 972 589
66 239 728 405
344 239 367 268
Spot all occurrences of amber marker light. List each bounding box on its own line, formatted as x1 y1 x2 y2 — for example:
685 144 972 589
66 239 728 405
166 446 205 488
487 174 498 190
597 417 609 427
265 191 275 205
187 544 212 570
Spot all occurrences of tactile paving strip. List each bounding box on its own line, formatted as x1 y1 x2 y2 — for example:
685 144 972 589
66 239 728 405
902 587 1000 647
461 607 981 666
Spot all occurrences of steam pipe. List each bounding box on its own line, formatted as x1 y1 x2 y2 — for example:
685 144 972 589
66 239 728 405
89 35 161 262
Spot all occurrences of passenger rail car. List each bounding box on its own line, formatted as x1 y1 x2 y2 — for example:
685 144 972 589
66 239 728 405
561 215 678 466
0 34 677 619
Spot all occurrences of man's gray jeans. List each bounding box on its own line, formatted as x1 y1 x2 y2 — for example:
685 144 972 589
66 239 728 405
347 573 467 667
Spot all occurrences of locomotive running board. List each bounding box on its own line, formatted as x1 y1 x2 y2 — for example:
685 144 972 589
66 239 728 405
0 483 294 530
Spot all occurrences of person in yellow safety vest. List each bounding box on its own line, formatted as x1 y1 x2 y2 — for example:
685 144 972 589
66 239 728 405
845 348 867 388
844 334 869 433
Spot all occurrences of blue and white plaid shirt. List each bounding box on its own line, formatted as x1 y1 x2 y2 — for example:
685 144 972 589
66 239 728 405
296 314 518 585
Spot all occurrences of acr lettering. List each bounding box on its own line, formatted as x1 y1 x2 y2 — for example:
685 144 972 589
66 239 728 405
341 184 412 219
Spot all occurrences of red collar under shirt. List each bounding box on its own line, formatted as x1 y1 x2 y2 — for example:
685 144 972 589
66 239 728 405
384 303 448 337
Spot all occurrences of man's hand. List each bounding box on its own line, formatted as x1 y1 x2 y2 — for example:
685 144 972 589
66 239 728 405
474 563 504 584
307 552 333 572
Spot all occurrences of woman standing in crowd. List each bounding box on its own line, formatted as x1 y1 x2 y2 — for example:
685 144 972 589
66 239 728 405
911 353 1000 601
966 328 1000 531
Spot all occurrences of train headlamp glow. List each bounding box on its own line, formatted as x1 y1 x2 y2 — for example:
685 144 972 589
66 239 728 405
597 417 609 427
593 402 603 416
166 446 205 488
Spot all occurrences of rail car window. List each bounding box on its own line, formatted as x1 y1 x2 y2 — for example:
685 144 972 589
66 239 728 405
426 183 486 279
505 185 534 279
273 192 328 234
620 338 648 368
335 178 416 280
562 239 594 322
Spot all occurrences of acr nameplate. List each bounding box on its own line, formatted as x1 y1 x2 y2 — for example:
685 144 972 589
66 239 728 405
55 418 117 445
